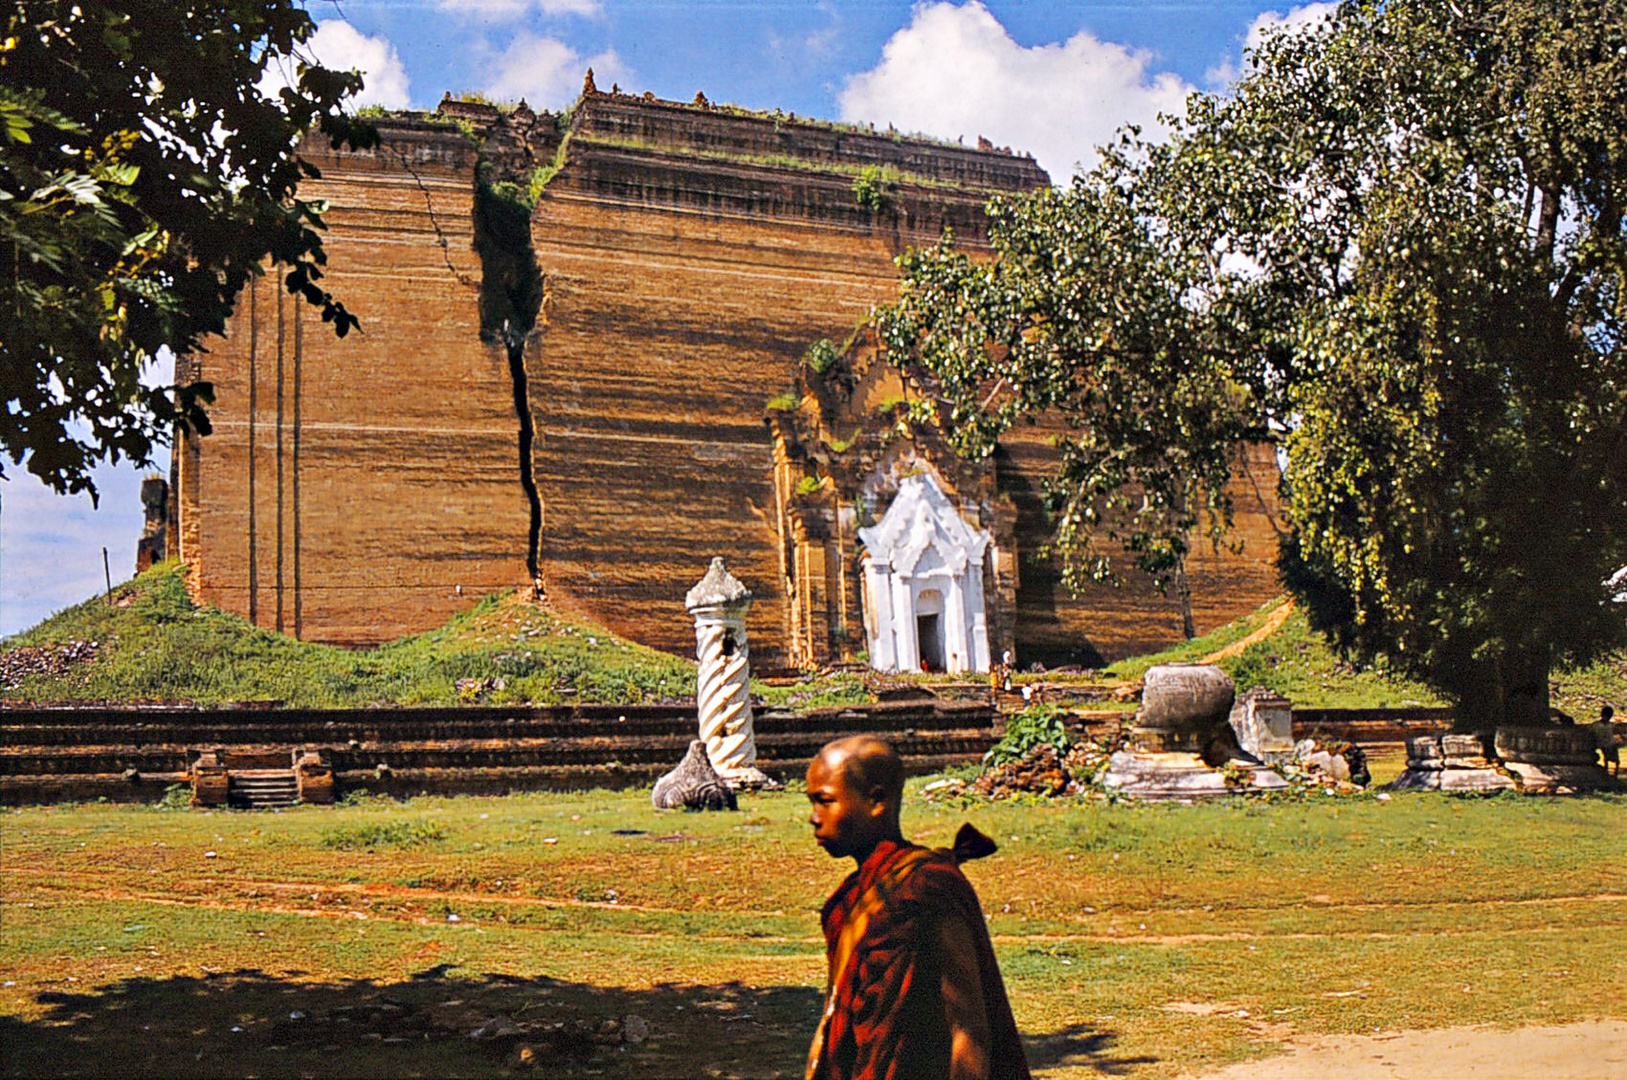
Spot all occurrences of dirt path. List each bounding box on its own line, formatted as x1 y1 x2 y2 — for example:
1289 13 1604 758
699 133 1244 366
1187 1020 1627 1079
1199 599 1295 664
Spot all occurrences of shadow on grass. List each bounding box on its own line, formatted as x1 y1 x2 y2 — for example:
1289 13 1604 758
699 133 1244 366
0 967 1153 1078
1025 1021 1160 1075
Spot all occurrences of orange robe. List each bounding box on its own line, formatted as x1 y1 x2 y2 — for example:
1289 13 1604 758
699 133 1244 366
807 828 1030 1080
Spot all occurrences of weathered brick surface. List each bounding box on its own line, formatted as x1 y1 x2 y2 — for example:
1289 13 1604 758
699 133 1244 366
183 122 531 644
181 92 1283 663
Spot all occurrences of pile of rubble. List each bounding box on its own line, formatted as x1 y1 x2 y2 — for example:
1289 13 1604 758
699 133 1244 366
0 639 100 690
972 739 1118 800
1270 738 1371 793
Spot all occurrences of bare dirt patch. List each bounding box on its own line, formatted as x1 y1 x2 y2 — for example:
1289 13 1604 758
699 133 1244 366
1188 1020 1627 1079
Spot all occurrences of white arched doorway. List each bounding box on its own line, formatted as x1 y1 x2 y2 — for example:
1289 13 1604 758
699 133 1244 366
857 474 992 674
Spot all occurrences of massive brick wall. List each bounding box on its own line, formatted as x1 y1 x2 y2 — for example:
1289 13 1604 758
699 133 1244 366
524 95 1042 657
180 122 531 645
182 90 1282 663
997 429 1284 665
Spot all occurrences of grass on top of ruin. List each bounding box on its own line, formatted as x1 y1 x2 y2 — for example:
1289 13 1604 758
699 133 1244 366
2 782 1624 1078
0 562 696 708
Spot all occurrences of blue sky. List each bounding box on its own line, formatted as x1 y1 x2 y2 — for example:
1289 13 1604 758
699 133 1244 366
1 0 1331 638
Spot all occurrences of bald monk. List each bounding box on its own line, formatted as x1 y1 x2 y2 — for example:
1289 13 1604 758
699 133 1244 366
805 736 1030 1080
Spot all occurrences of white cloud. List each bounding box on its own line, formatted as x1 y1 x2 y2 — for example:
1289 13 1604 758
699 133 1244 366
480 35 628 109
1244 3 1340 52
259 21 412 110
1209 3 1340 86
838 1 1194 184
437 0 601 22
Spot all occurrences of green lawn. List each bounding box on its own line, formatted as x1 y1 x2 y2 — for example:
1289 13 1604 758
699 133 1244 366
3 785 1623 1078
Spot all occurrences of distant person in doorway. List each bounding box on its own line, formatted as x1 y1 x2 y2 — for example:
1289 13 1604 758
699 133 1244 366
804 736 1029 1080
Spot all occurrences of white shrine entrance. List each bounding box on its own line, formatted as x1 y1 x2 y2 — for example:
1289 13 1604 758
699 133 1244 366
858 473 993 674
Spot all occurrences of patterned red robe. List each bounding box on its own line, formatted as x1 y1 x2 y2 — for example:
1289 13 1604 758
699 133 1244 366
806 827 1030 1080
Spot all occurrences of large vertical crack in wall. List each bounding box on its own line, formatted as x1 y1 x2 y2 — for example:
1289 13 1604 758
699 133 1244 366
471 135 548 583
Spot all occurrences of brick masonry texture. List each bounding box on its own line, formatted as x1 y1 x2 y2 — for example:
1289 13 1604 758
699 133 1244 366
181 90 1282 664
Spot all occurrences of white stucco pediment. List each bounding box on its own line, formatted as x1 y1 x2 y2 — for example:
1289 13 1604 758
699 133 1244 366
858 474 988 577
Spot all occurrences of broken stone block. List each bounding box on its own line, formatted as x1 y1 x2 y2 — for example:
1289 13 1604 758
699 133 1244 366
1405 735 1445 769
1099 749 1288 800
1438 768 1516 793
652 740 737 811
1227 687 1294 761
1493 726 1598 766
1440 733 1489 768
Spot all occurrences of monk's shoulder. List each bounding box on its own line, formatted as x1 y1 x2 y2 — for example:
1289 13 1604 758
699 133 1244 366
891 848 981 909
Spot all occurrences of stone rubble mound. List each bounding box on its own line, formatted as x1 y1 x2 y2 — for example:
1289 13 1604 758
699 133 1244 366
973 740 1116 800
1274 738 1371 791
0 640 99 690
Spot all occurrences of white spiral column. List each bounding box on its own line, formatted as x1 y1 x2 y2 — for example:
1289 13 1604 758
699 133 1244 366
686 558 772 788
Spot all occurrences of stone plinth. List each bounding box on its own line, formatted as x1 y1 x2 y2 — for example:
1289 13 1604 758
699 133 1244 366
686 558 773 789
1394 728 1616 794
1494 726 1614 793
189 749 228 807
294 749 334 805
1135 664 1235 753
1100 750 1288 801
1391 733 1515 792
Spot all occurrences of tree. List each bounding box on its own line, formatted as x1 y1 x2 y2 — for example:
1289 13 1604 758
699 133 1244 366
875 0 1627 731
1 0 377 500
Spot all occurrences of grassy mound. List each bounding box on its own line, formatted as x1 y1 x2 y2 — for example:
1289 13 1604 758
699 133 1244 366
1105 600 1449 709
4 568 1617 714
1107 598 1622 717
0 563 693 707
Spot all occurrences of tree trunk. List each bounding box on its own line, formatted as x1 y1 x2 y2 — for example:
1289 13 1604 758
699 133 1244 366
1173 557 1197 641
1499 644 1552 728
1455 645 1551 734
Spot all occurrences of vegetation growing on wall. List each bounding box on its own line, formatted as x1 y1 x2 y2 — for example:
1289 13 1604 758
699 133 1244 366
852 164 901 211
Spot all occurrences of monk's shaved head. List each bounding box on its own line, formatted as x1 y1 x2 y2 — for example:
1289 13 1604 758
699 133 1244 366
806 736 906 861
816 735 905 807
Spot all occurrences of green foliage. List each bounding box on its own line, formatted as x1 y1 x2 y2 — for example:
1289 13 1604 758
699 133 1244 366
794 476 823 497
851 164 900 211
530 132 574 203
0 563 693 707
802 337 839 375
320 819 448 851
1 0 377 499
824 430 857 454
876 0 1627 730
764 391 798 412
983 705 1072 767
156 784 192 811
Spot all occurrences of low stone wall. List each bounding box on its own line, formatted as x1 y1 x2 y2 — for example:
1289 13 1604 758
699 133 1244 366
0 700 999 805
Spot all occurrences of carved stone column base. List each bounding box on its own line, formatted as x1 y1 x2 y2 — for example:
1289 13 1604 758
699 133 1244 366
1100 751 1287 801
720 765 782 791
1391 734 1517 793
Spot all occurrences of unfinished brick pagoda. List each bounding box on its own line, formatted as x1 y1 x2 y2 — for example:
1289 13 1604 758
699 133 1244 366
174 79 1283 670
